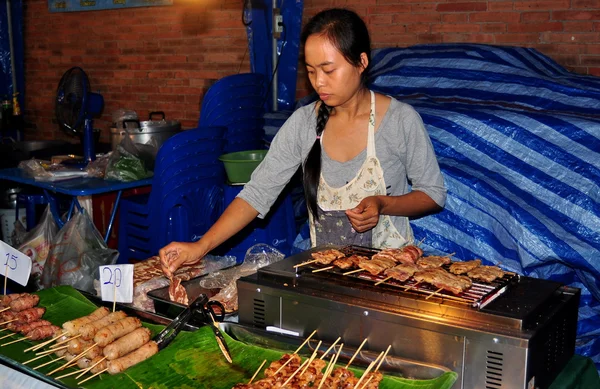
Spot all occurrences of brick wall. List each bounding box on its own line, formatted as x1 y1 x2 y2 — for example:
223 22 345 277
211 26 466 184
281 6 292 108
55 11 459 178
23 0 600 141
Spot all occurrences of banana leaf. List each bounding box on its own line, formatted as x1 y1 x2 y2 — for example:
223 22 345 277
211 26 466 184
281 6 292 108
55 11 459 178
0 286 458 389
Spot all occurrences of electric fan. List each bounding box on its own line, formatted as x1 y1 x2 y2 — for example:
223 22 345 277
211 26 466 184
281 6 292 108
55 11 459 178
55 67 104 163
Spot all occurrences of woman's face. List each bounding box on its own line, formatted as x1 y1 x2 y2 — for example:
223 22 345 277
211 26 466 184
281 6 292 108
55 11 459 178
304 33 366 107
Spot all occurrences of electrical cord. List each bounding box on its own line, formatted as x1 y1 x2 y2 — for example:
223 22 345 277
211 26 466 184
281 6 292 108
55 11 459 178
263 21 287 108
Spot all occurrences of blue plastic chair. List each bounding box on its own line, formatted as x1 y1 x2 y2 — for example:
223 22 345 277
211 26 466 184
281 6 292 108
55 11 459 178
117 127 226 263
199 73 268 153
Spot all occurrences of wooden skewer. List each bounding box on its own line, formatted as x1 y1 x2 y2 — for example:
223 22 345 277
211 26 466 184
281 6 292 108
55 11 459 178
36 344 68 356
0 318 17 326
247 359 267 385
293 259 317 268
404 282 420 292
374 276 392 286
0 332 16 341
299 340 322 377
24 352 53 365
313 266 334 273
294 329 317 354
26 331 67 353
50 334 80 349
34 356 66 370
76 356 107 379
317 353 336 389
1 336 30 346
417 237 426 246
0 327 9 333
375 345 392 372
345 338 368 368
48 342 97 375
425 287 444 300
343 268 364 276
0 306 10 313
354 351 384 389
56 368 84 380
282 351 315 387
318 343 344 389
272 354 295 376
319 336 341 360
78 367 107 385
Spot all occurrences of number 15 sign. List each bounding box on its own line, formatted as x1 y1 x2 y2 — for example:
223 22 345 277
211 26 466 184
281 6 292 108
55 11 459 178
0 240 32 286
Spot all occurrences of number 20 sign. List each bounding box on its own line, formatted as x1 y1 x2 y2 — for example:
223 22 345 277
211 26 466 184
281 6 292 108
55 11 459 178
0 240 32 286
100 264 134 303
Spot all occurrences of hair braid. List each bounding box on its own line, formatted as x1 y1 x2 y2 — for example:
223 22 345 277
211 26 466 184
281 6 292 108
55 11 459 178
303 101 331 220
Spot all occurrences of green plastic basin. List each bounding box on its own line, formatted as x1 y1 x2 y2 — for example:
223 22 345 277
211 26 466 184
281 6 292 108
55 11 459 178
218 149 268 184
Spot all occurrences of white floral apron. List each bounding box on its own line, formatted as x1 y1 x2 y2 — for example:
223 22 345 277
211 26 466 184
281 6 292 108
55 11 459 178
309 90 413 248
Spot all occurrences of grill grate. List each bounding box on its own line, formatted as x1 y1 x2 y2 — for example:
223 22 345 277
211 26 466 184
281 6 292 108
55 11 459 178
302 245 518 309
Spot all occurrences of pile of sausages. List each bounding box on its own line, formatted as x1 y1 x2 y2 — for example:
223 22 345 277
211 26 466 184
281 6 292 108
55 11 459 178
0 293 60 340
57 306 158 375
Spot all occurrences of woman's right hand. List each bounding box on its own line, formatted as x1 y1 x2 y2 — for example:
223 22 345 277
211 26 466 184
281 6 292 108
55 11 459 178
158 241 205 278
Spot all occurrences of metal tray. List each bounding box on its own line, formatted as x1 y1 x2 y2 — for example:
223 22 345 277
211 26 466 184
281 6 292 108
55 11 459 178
147 273 238 319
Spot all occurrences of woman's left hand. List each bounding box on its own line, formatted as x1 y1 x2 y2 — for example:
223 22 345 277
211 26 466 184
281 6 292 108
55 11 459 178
345 196 383 233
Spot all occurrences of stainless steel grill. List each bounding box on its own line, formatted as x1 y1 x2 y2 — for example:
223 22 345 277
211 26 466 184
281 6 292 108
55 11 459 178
237 245 580 389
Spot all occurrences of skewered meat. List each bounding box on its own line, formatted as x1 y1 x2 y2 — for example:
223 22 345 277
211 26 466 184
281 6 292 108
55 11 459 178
68 337 92 355
85 344 104 359
168 276 189 306
77 356 92 369
311 249 346 265
2 307 45 323
384 262 420 282
90 355 108 374
26 325 60 340
449 259 481 275
9 294 40 311
468 265 505 282
0 293 27 307
8 319 52 334
94 317 142 347
416 255 452 269
107 340 159 374
103 327 152 360
333 255 368 270
374 245 423 265
62 307 110 336
414 268 472 294
358 256 396 276
79 310 127 341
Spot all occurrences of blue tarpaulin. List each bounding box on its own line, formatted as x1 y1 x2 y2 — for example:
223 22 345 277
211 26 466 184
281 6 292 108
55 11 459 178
367 44 600 369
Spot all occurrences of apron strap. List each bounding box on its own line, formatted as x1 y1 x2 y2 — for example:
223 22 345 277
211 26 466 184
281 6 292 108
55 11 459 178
366 90 376 158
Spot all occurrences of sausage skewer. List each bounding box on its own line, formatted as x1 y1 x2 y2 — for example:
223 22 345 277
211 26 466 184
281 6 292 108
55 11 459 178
76 356 107 379
106 340 158 374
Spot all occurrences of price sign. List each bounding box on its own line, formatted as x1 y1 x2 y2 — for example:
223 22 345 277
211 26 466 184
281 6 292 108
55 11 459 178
100 264 134 304
0 240 32 286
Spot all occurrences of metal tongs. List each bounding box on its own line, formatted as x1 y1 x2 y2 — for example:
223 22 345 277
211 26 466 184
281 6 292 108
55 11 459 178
154 294 232 363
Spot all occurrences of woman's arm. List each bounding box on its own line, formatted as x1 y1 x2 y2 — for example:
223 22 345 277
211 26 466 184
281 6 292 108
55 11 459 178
159 198 259 274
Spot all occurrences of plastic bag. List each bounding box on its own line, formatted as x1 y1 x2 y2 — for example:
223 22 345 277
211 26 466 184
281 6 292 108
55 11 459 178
85 152 112 178
104 134 157 182
18 159 88 182
41 210 118 292
112 108 138 128
11 219 27 248
198 244 284 312
16 205 58 286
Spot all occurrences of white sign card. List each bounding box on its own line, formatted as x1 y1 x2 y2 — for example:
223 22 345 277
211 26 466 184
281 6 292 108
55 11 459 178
0 240 32 286
100 264 134 304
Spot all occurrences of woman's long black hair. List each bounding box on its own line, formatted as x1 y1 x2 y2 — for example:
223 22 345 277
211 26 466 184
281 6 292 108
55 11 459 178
301 8 372 220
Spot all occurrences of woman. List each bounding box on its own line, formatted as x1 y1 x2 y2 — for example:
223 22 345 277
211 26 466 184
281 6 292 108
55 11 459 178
159 8 446 276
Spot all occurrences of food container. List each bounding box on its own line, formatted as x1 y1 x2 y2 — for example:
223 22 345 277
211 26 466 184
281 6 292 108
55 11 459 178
110 111 181 151
218 149 267 184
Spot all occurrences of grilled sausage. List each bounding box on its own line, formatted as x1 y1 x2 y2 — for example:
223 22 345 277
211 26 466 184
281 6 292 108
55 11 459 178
107 341 158 375
13 307 45 323
85 344 103 359
62 307 110 336
103 327 151 360
0 293 27 307
90 356 108 374
94 317 141 347
27 325 60 340
68 338 92 355
9 294 39 311
79 311 127 341
77 356 92 369
8 319 52 334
